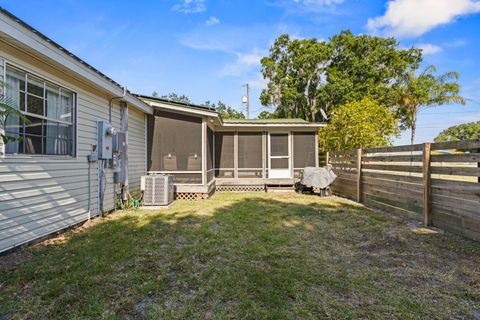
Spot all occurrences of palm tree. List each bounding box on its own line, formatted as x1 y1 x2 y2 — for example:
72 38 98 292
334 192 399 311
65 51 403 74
0 80 24 146
394 65 466 144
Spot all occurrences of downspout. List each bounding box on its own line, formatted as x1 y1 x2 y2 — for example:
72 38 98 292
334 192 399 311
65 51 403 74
108 86 127 210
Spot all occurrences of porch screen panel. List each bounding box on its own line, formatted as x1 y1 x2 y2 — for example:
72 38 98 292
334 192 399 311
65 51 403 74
270 133 288 156
207 127 214 183
293 132 316 178
238 132 263 178
214 132 234 178
147 111 202 184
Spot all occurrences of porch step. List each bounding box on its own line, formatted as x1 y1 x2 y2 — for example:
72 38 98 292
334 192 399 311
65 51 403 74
266 185 295 193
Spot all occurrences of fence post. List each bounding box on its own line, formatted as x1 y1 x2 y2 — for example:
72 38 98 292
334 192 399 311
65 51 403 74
423 143 432 226
356 148 362 203
326 151 330 165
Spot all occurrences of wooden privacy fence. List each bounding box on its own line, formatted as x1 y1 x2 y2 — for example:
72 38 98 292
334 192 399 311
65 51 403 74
326 139 480 241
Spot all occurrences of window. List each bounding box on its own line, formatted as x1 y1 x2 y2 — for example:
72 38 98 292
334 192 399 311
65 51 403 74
4 65 76 156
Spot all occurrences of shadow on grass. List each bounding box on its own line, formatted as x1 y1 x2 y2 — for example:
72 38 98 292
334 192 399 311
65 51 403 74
1 193 479 319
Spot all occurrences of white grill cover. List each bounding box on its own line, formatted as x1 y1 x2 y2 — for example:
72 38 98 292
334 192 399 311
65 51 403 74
300 165 337 189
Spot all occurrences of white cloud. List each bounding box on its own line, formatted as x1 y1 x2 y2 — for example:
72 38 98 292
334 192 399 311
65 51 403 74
172 0 206 14
367 0 480 38
445 39 467 48
205 16 220 26
221 49 266 77
417 43 442 55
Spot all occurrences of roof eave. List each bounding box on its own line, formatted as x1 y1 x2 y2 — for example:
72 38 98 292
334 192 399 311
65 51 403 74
221 123 326 128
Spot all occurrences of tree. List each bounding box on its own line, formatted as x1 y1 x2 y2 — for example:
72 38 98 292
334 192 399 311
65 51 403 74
260 31 421 122
394 65 466 144
204 101 245 119
160 92 191 104
321 30 422 110
257 110 281 119
318 98 399 151
434 121 480 142
151 91 158 97
260 34 331 121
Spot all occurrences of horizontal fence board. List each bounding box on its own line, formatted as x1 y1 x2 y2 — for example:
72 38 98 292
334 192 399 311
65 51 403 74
363 183 423 202
362 176 423 195
363 144 423 154
431 178 480 191
430 166 480 177
431 204 479 226
335 171 357 180
431 139 480 151
362 164 423 173
331 150 357 156
431 194 479 216
362 155 423 162
362 171 423 184
330 157 357 162
431 209 480 241
432 208 480 241
431 179 480 202
431 153 480 163
363 197 421 219
364 192 423 215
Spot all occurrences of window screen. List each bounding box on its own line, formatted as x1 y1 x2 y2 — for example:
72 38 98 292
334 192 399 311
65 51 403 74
270 133 288 156
147 111 203 184
214 132 234 178
293 132 316 169
207 127 214 183
4 65 75 156
238 132 263 178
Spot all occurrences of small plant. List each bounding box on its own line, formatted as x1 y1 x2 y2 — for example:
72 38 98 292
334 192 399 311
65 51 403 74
117 191 142 211
0 80 27 147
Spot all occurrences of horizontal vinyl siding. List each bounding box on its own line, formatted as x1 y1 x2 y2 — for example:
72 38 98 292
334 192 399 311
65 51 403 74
0 48 146 253
128 108 146 193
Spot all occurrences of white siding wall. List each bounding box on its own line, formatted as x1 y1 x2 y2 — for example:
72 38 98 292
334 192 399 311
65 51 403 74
128 108 147 192
0 45 147 252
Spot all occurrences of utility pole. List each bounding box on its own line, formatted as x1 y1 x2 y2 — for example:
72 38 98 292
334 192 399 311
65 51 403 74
242 83 250 119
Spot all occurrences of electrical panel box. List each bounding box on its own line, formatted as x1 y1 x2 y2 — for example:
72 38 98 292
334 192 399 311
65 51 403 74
97 121 115 159
113 131 127 154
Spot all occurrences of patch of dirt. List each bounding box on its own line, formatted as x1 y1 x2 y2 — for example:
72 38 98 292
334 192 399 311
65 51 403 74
0 250 33 273
133 298 156 319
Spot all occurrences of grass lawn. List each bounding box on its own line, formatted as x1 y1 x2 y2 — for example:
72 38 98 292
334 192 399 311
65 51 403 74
1 192 479 319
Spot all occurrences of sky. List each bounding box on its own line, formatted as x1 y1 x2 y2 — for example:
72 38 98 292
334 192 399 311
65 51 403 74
1 0 479 145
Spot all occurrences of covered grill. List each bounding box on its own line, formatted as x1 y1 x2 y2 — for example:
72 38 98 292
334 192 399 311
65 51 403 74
295 165 337 196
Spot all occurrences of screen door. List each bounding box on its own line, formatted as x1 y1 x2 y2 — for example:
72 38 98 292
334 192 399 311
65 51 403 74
268 133 291 179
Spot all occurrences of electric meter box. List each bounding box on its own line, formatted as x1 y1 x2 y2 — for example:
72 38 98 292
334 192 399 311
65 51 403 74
97 121 114 159
113 131 127 154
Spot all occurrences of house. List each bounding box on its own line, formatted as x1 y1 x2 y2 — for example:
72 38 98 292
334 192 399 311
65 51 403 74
0 8 323 253
139 95 324 199
0 8 152 253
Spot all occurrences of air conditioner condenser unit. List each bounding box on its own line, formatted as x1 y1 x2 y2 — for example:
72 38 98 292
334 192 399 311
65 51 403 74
141 174 174 206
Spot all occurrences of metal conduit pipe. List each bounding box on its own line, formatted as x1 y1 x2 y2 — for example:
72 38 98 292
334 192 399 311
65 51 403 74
108 86 127 210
